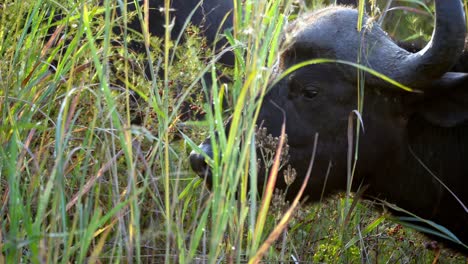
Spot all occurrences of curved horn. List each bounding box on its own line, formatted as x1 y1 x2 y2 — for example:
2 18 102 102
395 0 466 87
282 0 465 89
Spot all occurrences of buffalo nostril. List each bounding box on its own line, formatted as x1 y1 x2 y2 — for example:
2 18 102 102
189 150 210 176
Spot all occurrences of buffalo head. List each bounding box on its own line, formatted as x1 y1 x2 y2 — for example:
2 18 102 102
190 0 468 252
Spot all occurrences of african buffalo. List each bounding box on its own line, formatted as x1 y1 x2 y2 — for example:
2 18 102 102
189 0 468 253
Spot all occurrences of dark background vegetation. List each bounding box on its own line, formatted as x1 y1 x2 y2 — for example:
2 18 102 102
0 0 466 262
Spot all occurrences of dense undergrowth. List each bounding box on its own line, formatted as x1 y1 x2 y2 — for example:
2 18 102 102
0 0 467 262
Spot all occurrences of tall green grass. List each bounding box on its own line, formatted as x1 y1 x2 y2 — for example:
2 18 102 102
0 0 467 263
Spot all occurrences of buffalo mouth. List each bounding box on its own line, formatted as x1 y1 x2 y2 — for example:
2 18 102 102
189 125 292 190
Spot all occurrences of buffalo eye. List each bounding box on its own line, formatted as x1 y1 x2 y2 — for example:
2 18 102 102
288 77 319 100
303 89 318 99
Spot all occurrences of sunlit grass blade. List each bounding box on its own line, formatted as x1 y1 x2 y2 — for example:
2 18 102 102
250 134 317 263
344 214 386 249
250 120 287 255
384 201 468 250
274 58 415 92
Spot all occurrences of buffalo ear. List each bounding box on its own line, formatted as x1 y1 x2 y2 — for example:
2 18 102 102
417 73 468 127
